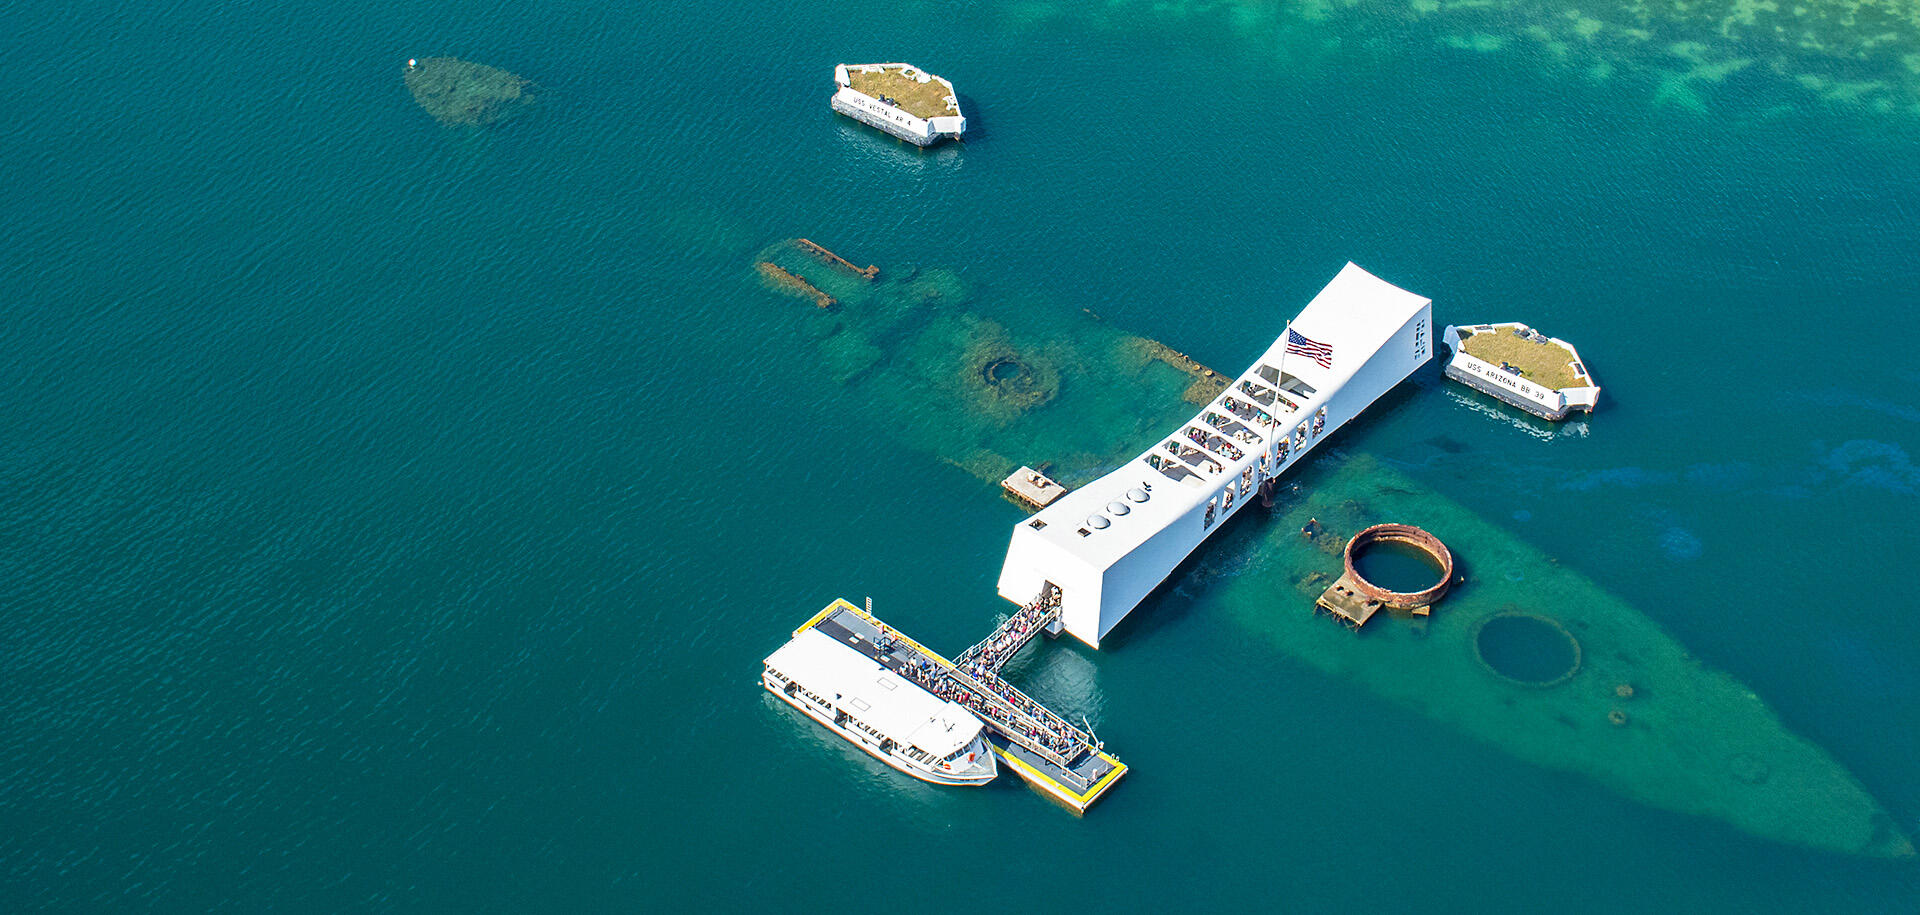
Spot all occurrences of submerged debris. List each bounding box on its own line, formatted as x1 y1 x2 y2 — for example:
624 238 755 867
403 57 535 127
750 236 1916 857
794 239 879 280
1124 337 1228 404
960 318 1061 420
756 262 837 309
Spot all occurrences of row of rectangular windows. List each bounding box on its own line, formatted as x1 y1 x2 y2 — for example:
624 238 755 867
769 667 949 764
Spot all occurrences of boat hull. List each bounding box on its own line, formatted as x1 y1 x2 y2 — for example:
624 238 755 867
763 673 997 787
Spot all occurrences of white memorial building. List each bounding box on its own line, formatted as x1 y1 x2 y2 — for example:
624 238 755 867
996 263 1434 648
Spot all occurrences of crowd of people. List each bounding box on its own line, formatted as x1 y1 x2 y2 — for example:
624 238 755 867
1186 425 1244 461
887 592 1089 761
959 599 1048 673
931 678 1081 758
1222 395 1276 428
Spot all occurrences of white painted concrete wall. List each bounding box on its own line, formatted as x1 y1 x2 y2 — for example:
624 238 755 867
1445 348 1568 415
998 264 1433 648
832 88 937 142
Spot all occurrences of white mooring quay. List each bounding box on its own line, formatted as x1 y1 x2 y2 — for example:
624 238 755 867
995 262 1434 648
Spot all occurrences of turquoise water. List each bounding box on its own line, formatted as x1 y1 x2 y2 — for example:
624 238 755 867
1352 539 1448 594
1476 614 1583 685
5 0 1920 909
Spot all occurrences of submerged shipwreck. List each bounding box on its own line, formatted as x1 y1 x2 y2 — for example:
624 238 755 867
403 56 536 127
751 239 1911 856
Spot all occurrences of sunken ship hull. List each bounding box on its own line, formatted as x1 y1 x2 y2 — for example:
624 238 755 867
748 238 1912 857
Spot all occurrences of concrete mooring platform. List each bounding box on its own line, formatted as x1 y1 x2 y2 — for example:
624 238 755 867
1002 466 1068 509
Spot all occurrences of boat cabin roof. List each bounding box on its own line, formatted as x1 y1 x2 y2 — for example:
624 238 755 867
765 628 982 757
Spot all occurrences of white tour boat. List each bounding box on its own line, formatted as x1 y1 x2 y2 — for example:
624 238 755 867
763 627 997 786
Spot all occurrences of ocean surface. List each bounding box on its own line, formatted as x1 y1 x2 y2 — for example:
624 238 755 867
5 0 1920 910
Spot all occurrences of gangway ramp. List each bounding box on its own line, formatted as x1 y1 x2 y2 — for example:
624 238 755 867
955 586 1059 674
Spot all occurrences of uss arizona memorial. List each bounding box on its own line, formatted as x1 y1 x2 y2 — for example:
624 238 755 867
997 263 1433 648
765 262 1432 806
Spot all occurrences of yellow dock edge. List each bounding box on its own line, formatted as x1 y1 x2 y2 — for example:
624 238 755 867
791 599 852 638
802 599 965 673
992 745 1128 814
803 598 1128 813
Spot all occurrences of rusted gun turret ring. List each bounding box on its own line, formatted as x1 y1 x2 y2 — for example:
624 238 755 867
1342 523 1454 610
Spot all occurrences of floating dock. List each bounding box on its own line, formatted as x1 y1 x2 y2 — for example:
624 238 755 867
788 597 1126 812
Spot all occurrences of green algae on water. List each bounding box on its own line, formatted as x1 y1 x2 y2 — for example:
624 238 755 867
1007 0 1920 119
403 57 536 127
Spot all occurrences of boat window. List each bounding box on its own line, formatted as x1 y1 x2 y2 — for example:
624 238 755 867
851 698 870 712
876 677 897 691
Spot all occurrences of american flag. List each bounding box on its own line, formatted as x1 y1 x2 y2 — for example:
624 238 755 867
1286 328 1333 370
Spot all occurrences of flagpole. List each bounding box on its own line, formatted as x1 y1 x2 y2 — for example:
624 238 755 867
1272 321 1289 465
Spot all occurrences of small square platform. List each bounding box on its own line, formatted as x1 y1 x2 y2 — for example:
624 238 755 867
1002 466 1067 509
